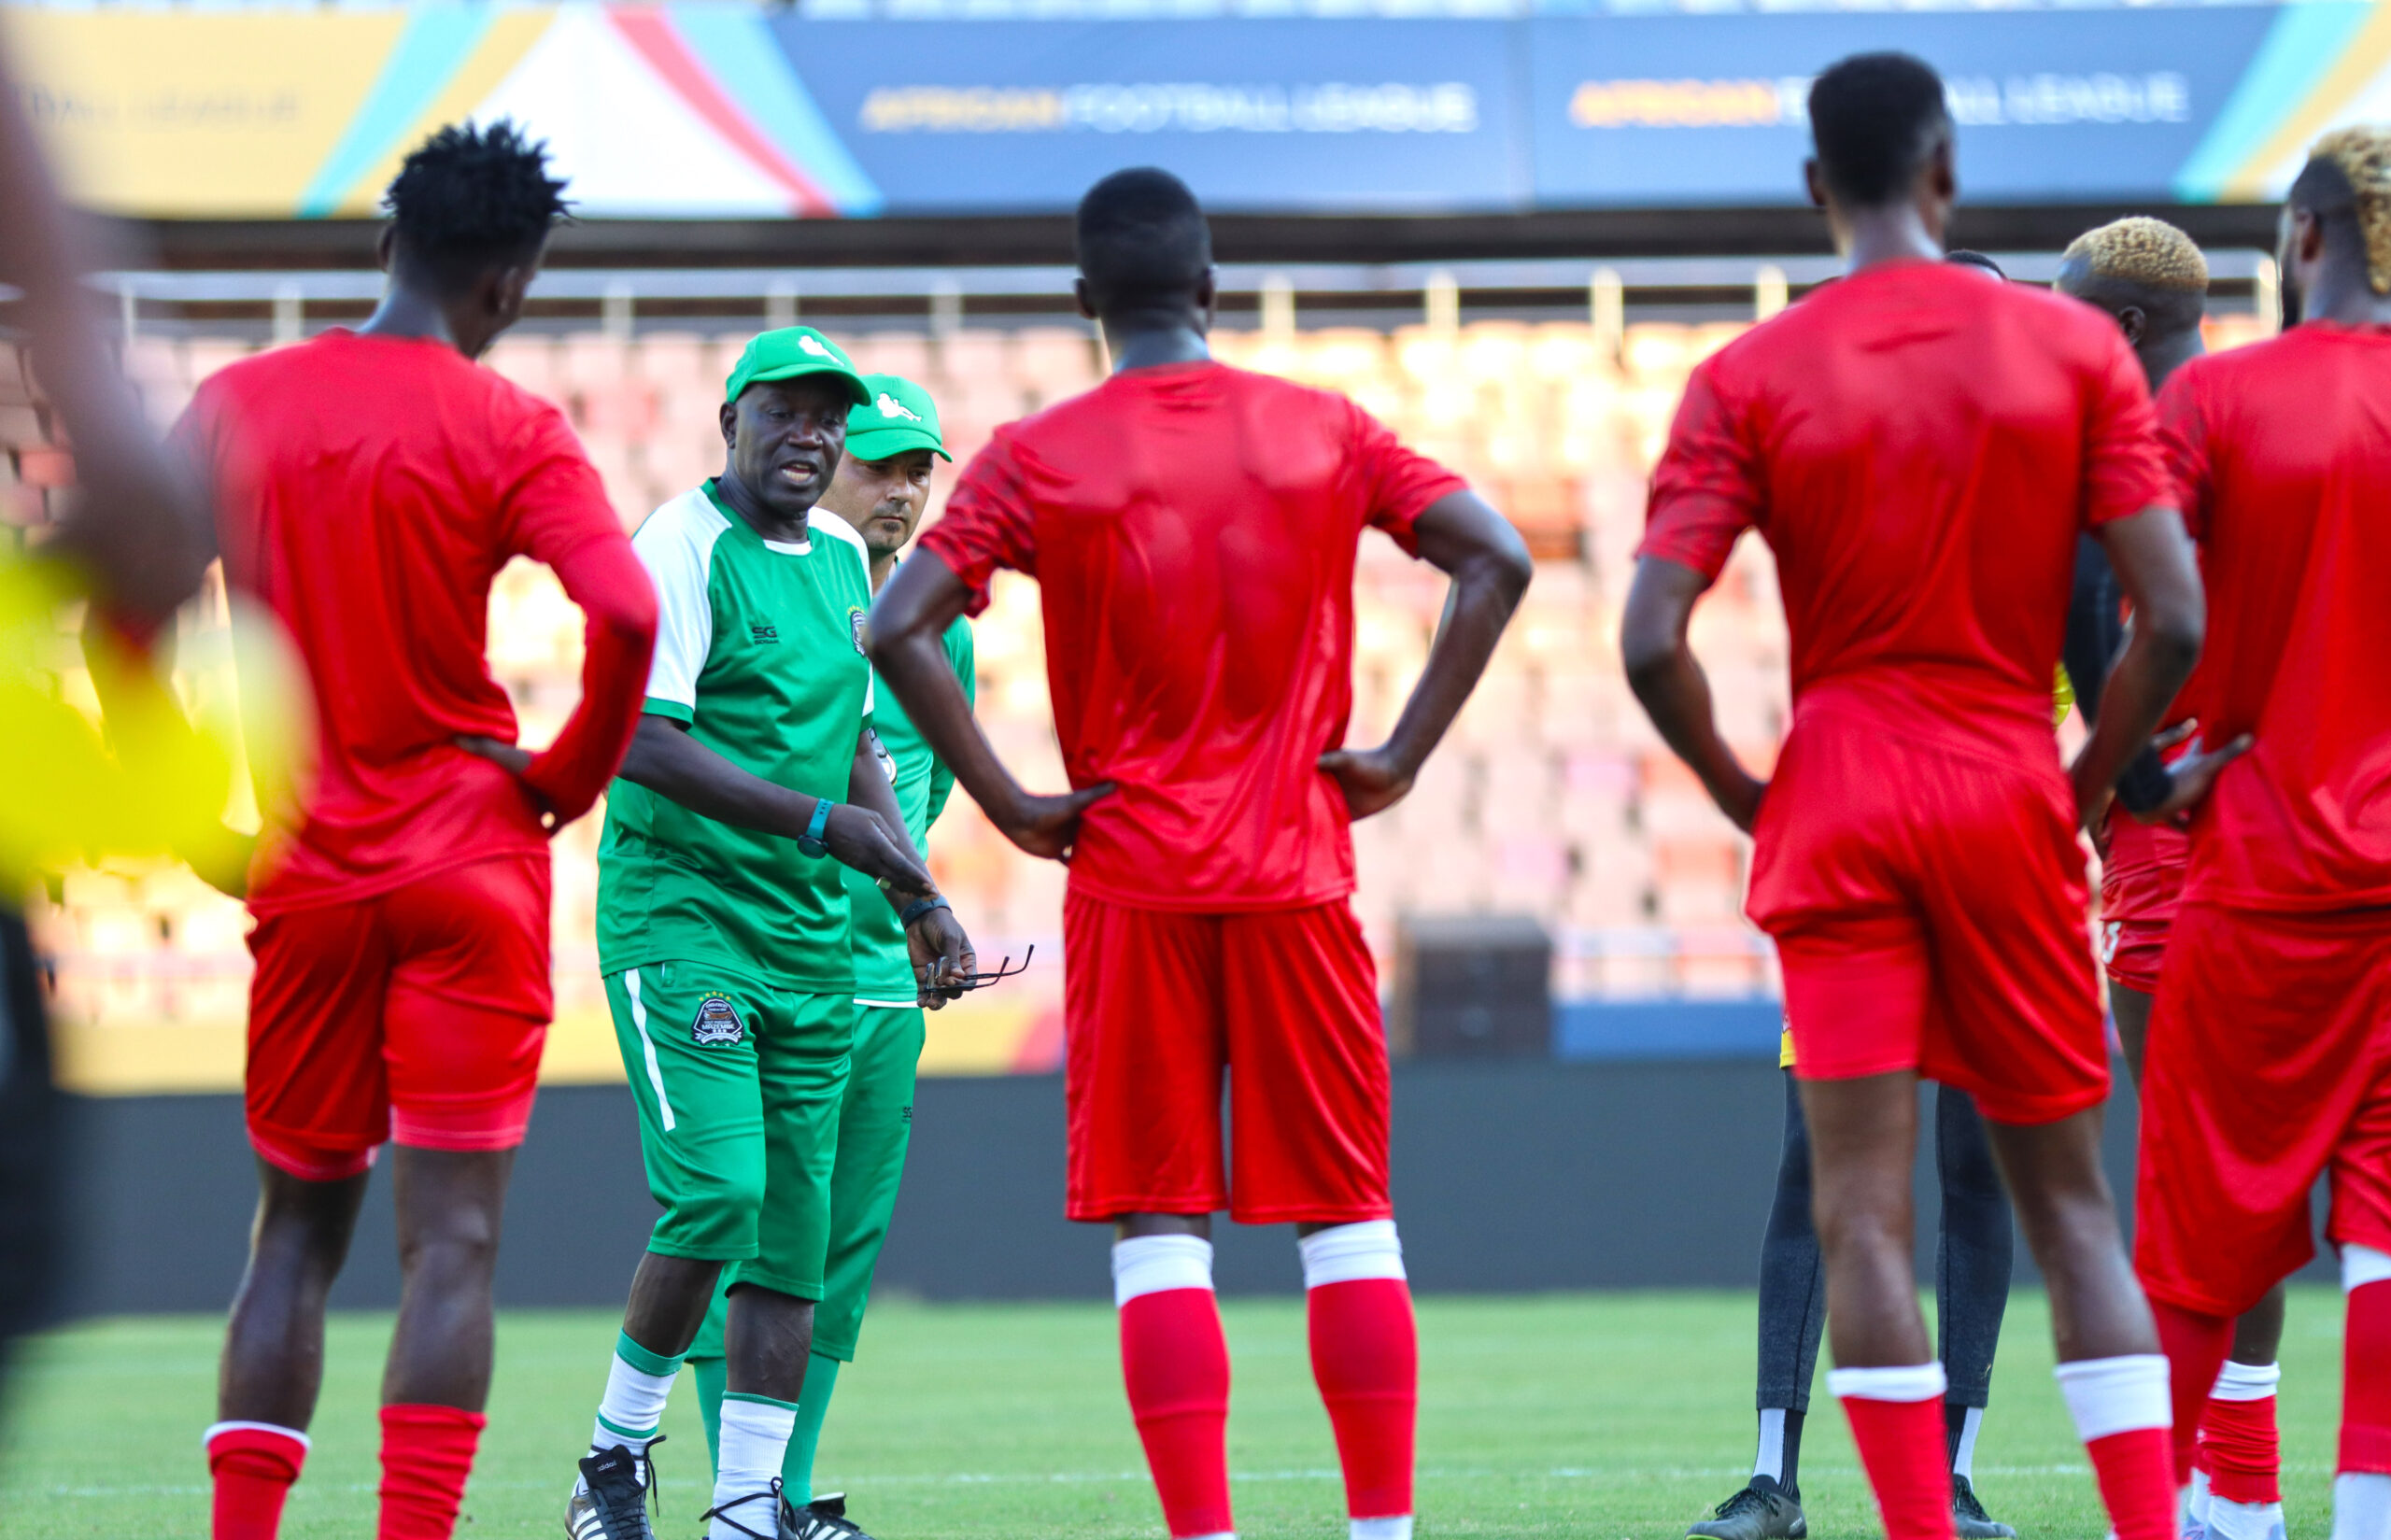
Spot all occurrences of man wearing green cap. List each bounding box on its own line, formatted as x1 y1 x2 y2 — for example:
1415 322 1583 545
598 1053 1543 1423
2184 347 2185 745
681 373 975 1540
569 334 978 1540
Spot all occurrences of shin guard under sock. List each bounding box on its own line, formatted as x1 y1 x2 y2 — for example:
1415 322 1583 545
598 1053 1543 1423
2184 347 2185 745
1301 1222 1417 1528
206 1421 309 1540
377 1404 486 1540
2057 1356 2175 1540
1115 1236 1233 1540
1830 1363 1953 1540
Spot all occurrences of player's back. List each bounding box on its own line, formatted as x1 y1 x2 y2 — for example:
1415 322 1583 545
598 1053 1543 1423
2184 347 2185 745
186 329 609 908
1655 261 2162 760
929 359 1459 909
2160 324 2391 909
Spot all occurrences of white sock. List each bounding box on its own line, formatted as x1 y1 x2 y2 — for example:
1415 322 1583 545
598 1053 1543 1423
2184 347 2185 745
2189 1466 2213 1526
2210 1494 2286 1540
1828 1362 1947 1402
1352 1519 1412 1540
1298 1221 1407 1287
2211 1360 2281 1401
1111 1234 1215 1306
1753 1406 1787 1483
2055 1355 2172 1442
2333 1473 2391 1540
1953 1405 1985 1481
593 1345 680 1455
711 1395 798 1540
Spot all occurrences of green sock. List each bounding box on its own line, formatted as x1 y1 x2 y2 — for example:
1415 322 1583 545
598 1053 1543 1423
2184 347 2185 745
693 1355 727 1476
782 1352 842 1503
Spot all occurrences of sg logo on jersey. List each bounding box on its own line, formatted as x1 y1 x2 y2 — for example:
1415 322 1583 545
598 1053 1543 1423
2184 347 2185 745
848 606 869 657
692 993 745 1047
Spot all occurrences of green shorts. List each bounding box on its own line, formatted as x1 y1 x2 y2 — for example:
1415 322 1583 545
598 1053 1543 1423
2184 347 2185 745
690 1000 926 1361
606 963 854 1300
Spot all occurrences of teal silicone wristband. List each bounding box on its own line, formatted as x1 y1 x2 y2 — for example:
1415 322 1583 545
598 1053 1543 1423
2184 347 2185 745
798 798 832 858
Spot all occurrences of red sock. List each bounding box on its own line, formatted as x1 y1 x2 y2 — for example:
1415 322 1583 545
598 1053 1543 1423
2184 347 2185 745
377 1404 486 1540
1834 1375 1953 1540
2087 1428 2179 1540
1308 1277 1418 1521
2154 1300 2234 1486
1121 1287 1233 1537
2056 1355 2177 1540
207 1423 308 1540
2201 1386 2281 1505
2346 1279 2391 1474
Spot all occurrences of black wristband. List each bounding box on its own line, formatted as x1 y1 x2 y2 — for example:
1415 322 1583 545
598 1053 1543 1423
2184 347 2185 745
2114 746 2175 816
899 895 950 927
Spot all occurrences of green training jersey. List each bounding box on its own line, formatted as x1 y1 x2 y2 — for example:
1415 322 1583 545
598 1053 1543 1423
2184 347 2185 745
849 599 976 1003
598 480 875 993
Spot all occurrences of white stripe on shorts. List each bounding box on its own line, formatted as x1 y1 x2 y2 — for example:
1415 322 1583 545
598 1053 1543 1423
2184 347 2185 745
624 969 674 1133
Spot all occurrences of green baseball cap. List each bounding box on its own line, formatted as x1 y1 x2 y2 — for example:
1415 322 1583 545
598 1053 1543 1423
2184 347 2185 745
722 326 870 408
844 373 950 462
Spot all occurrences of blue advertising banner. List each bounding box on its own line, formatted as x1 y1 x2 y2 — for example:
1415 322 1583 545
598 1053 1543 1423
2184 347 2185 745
1524 8 2284 207
770 16 1527 215
8 1 2377 219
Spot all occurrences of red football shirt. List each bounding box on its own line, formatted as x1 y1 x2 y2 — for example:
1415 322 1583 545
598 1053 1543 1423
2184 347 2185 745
1642 261 2173 765
919 359 1464 910
180 330 657 914
2157 323 2391 911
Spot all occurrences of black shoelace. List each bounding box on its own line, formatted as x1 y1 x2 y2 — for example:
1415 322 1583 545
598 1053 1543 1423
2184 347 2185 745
590 1435 666 1533
1713 1486 1770 1519
701 1481 785 1540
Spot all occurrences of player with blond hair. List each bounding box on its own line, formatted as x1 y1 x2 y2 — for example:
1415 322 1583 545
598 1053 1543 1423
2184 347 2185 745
2056 215 2283 1540
2138 125 2391 1540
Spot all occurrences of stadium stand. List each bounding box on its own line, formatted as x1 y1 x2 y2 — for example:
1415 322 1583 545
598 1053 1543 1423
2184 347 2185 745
19 289 2279 1066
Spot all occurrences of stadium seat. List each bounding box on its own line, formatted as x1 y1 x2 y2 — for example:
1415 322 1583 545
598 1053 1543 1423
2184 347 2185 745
47 307 2276 1038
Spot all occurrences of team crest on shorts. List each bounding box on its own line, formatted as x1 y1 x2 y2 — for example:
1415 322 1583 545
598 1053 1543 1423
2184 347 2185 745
691 994 745 1047
848 606 869 656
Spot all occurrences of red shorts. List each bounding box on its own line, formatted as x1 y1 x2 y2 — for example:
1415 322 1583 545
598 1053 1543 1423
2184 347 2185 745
246 854 553 1180
1061 890 1391 1225
2135 901 2391 1318
2099 808 2189 995
1752 726 2107 1126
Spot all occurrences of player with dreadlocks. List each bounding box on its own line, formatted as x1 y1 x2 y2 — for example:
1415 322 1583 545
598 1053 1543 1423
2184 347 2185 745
2137 126 2391 1540
2055 216 2283 1540
175 121 658 1540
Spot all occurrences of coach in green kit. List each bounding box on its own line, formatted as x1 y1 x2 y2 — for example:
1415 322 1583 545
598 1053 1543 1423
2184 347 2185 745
684 373 976 1540
568 333 976 1540
679 373 975 1540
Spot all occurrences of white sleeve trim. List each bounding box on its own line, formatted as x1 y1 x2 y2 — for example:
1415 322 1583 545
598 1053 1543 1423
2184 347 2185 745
631 490 727 714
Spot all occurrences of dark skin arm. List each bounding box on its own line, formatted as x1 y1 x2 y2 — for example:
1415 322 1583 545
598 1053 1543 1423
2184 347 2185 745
870 492 1532 849
844 726 974 1003
463 716 936 900
2071 506 2223 828
868 552 1113 861
1317 489 1533 816
472 718 970 995
1620 556 1766 833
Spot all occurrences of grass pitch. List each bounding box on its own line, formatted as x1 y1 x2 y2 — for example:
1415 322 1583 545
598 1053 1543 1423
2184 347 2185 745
0 1288 2348 1539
